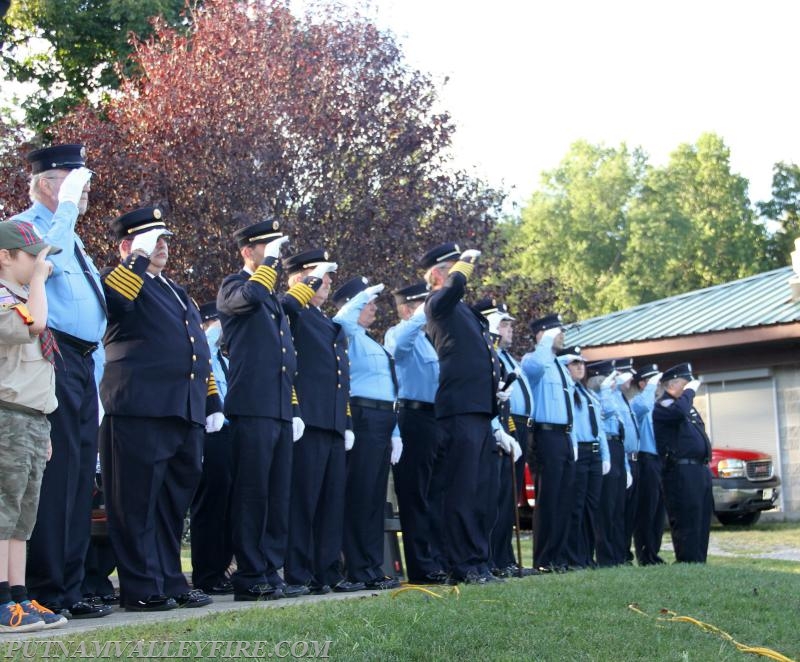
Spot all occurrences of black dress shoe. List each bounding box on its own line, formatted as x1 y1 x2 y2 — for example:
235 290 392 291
68 601 113 619
307 583 331 595
365 577 401 590
278 584 311 598
462 571 489 585
174 589 213 608
480 573 505 583
200 581 234 595
410 571 452 585
233 583 282 602
101 592 121 605
331 581 365 593
124 595 178 612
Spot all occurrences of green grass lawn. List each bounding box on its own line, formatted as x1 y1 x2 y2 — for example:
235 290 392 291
12 558 799 661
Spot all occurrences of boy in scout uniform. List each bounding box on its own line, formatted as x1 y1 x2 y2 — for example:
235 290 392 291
0 220 67 631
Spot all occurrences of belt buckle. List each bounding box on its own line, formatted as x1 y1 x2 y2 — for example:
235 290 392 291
630 451 638 461
526 418 534 428
565 425 572 434
592 442 600 453
393 401 399 414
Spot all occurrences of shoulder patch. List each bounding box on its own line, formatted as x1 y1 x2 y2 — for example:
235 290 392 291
658 398 675 408
0 286 18 308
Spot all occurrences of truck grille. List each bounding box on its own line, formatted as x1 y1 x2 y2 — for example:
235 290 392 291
746 460 773 481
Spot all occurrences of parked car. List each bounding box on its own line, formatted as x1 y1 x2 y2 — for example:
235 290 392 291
516 446 781 529
710 447 780 526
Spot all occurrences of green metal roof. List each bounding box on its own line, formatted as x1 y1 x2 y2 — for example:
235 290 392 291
565 266 800 348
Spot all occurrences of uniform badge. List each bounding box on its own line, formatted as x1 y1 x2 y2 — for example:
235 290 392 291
272 220 279 230
323 250 330 260
153 208 162 219
80 146 87 159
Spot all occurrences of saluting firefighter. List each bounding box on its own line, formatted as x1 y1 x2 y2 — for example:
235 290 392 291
216 220 309 601
421 243 506 585
473 299 526 578
280 250 363 594
385 282 448 585
332 277 402 590
99 207 223 612
653 363 712 563
521 314 575 573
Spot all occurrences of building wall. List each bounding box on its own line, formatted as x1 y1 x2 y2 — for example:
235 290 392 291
774 365 800 518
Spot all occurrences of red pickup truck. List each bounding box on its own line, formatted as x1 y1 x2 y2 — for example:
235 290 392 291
518 446 781 528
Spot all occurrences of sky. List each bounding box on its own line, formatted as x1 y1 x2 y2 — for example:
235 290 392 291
338 0 800 208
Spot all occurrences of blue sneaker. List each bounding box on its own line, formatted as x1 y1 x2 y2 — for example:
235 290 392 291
20 600 68 629
0 601 45 632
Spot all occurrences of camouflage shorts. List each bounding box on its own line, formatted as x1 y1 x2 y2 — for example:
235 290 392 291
0 408 50 540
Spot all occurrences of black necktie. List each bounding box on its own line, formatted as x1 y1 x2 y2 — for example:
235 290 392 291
554 358 573 427
379 344 399 398
74 243 107 317
578 383 599 438
217 349 229 381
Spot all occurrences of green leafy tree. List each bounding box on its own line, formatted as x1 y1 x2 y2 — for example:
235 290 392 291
507 140 647 319
626 133 770 302
758 161 800 265
0 0 193 131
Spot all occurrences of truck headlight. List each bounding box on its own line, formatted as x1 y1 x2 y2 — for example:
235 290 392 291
717 458 747 478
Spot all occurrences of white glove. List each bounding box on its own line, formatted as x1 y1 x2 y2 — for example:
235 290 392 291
344 429 355 451
131 228 164 257
292 416 305 442
573 445 578 462
309 261 338 279
615 372 634 387
626 470 633 489
648 372 663 386
205 412 225 433
496 383 512 403
390 436 403 464
602 460 611 475
364 284 385 299
600 371 618 389
510 439 522 462
264 235 289 259
494 429 513 454
459 248 481 263
685 378 702 393
542 326 562 341
57 167 92 205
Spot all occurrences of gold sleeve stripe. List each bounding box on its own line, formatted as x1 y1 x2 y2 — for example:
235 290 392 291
291 386 300 405
207 373 220 397
449 261 474 279
508 417 517 433
11 304 34 325
346 401 352 417
105 266 144 300
286 282 315 307
249 265 277 291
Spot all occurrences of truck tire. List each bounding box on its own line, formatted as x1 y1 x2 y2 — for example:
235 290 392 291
716 511 761 527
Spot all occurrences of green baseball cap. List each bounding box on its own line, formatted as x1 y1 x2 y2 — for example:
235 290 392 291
0 220 62 255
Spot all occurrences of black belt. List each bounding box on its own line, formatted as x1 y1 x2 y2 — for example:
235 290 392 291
398 399 434 412
673 458 708 466
350 396 397 412
512 415 534 428
534 422 571 433
627 452 638 462
52 329 98 357
608 435 622 443
578 441 600 453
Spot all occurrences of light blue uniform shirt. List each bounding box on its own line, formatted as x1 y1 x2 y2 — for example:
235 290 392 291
571 384 610 463
598 384 629 472
205 323 228 404
492 347 534 432
612 389 640 454
630 383 658 455
384 313 438 404
521 335 572 425
333 290 399 437
13 200 107 387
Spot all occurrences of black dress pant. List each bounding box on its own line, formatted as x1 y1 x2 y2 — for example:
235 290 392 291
490 416 527 570
229 416 292 591
566 443 603 568
284 427 346 588
624 455 641 562
393 406 447 581
439 413 496 579
28 344 98 608
100 415 203 603
532 428 575 570
633 452 665 565
662 462 712 563
190 424 234 589
596 437 626 567
343 405 395 583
